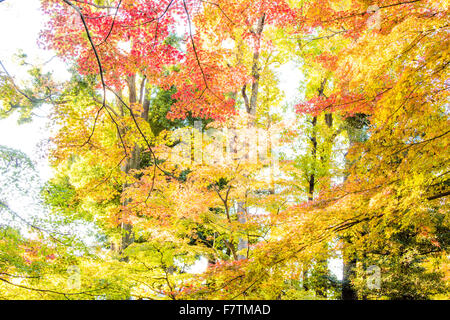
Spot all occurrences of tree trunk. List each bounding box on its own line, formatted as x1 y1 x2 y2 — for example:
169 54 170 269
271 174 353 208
342 249 357 300
236 13 266 260
341 114 368 300
119 74 142 254
302 79 328 289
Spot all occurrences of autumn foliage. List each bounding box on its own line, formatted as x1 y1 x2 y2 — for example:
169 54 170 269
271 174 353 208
0 0 448 300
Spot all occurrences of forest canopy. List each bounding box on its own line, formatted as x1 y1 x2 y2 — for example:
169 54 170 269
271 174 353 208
0 0 448 300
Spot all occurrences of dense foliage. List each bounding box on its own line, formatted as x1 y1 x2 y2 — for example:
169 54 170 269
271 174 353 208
0 0 448 300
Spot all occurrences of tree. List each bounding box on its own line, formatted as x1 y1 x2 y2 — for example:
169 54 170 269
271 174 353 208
0 0 447 300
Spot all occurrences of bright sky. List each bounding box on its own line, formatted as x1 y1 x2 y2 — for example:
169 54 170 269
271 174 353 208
0 0 73 242
0 0 342 280
0 0 70 182
0 0 50 220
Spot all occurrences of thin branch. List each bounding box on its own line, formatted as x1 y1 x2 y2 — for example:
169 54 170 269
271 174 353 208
96 0 122 46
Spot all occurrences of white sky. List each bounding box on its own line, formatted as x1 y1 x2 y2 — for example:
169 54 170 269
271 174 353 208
0 0 50 218
0 0 70 182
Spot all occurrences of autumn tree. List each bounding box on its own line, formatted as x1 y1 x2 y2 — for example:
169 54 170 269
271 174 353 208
0 0 447 300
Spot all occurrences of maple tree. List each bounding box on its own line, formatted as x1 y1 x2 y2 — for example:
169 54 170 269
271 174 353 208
0 0 448 300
